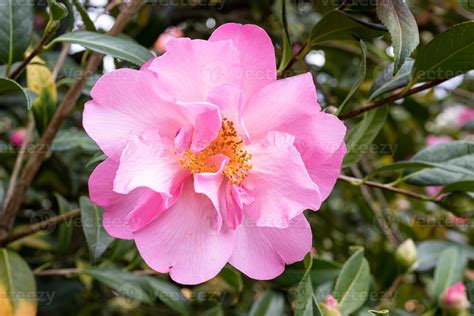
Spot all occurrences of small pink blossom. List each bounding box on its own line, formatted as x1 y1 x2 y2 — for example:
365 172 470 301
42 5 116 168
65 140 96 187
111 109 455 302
154 26 184 52
441 282 470 310
458 107 474 126
84 23 346 284
10 128 26 147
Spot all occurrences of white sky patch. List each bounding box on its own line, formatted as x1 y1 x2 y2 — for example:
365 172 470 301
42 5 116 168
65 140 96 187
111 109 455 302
386 46 394 57
305 50 325 67
69 43 86 54
89 0 108 7
95 14 115 32
206 18 216 29
434 75 464 99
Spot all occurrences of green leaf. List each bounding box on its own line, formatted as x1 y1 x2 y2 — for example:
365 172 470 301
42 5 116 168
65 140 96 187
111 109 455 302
249 290 285 316
277 0 293 74
70 0 96 32
79 196 114 262
336 39 367 115
308 10 385 48
416 240 474 271
52 129 99 152
295 254 315 316
343 105 389 167
366 161 435 179
376 0 419 74
369 310 390 315
47 0 68 21
0 248 37 315
440 180 474 193
275 258 341 287
48 31 154 66
54 194 74 255
431 247 466 303
84 267 189 315
410 21 474 84
369 59 413 100
0 77 32 109
406 141 474 186
218 265 243 293
0 0 33 67
333 248 371 314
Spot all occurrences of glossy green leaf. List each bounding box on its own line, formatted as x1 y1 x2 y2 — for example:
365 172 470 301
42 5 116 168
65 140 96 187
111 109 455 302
0 77 32 109
343 105 389 167
275 258 341 287
336 39 367 115
277 0 292 74
249 290 285 316
54 194 74 255
70 0 96 32
308 10 385 48
410 21 474 84
431 247 466 303
406 141 474 186
47 0 68 21
79 196 114 262
48 31 154 66
369 59 413 100
84 267 189 315
219 265 243 293
440 180 474 193
376 0 419 73
295 254 315 316
0 0 33 67
333 249 371 314
0 248 37 315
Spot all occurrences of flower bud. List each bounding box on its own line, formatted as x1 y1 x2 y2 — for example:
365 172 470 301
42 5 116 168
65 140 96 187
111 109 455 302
439 282 470 316
10 128 26 147
154 26 184 53
395 239 417 271
320 295 342 316
440 192 474 218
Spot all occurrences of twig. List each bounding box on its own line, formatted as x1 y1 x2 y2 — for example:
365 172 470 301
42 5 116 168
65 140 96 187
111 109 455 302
3 119 34 208
0 209 80 245
374 275 402 310
338 79 446 120
51 43 71 81
338 174 431 201
278 43 307 77
0 0 144 241
8 33 50 80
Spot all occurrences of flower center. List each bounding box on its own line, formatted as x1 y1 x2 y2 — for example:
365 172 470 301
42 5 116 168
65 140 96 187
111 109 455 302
179 118 252 185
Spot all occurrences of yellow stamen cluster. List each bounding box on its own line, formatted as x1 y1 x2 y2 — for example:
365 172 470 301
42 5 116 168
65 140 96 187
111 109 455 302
179 118 252 185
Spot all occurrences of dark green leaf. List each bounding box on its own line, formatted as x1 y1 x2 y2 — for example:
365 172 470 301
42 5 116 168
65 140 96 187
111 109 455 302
343 105 389 167
0 248 37 315
336 39 367 115
459 0 474 12
369 60 413 100
249 290 285 316
431 247 466 303
219 265 243 293
52 129 99 152
440 180 474 193
277 0 292 74
70 0 96 32
410 21 474 84
333 248 371 314
275 258 341 287
0 77 32 109
406 141 474 186
79 196 114 262
48 31 154 66
308 10 385 48
0 0 33 67
47 0 68 21
376 0 419 73
54 194 74 255
295 254 315 316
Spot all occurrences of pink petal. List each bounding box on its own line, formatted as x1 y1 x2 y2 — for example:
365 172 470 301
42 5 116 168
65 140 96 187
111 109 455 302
209 23 277 100
83 69 186 159
225 184 253 229
113 130 187 195
229 213 311 280
244 131 321 228
133 181 236 285
145 38 242 102
177 101 222 152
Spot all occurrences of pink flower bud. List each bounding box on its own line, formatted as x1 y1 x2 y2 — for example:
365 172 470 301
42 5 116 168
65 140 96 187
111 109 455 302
458 107 474 126
320 295 342 316
154 26 184 53
10 128 26 147
440 282 470 315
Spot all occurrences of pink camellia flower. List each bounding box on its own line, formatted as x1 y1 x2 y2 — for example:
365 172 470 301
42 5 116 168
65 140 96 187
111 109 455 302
10 128 26 147
154 26 184 53
84 23 346 284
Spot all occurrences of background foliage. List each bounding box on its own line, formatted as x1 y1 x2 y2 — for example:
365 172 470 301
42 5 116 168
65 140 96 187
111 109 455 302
0 0 473 315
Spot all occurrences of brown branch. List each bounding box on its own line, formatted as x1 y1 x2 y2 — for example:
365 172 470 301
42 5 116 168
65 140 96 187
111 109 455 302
338 174 431 201
0 209 80 245
8 33 50 80
0 0 144 241
338 79 446 120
